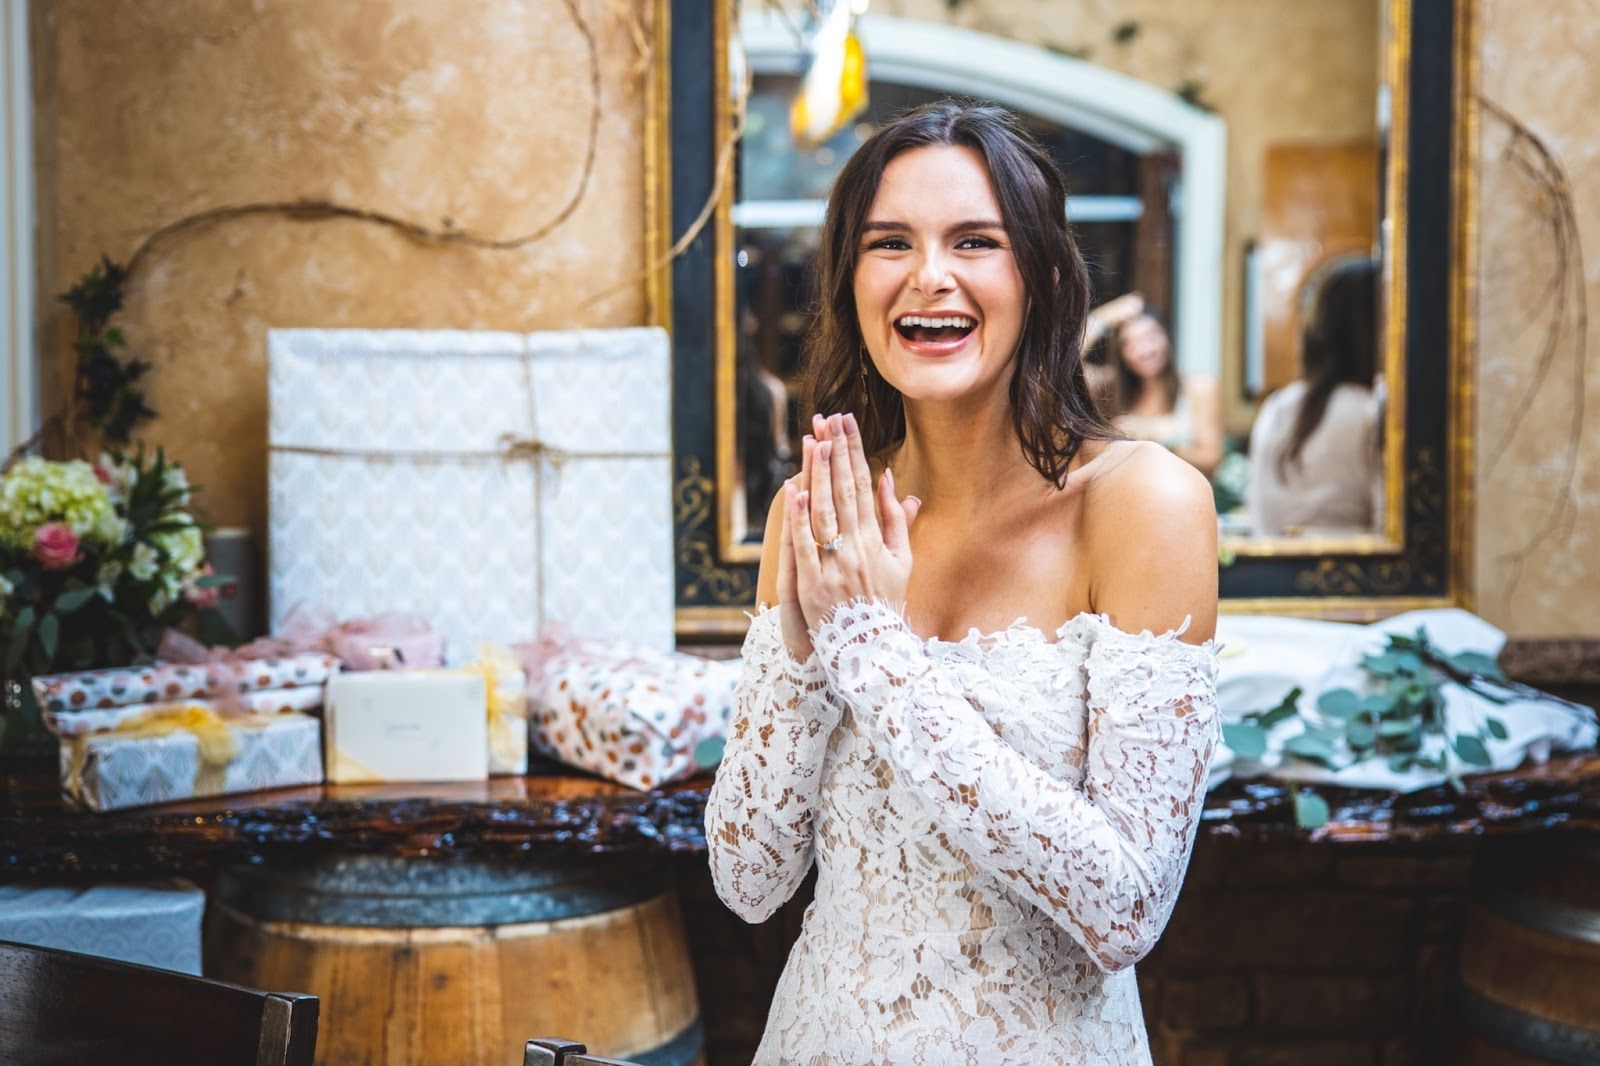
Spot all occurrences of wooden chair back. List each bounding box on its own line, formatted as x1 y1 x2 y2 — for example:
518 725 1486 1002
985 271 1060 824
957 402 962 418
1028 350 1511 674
524 1037 645 1066
0 938 318 1066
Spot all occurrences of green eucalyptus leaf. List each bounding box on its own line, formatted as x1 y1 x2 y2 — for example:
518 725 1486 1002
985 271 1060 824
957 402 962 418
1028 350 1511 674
1317 688 1361 718
1346 720 1376 750
1450 650 1505 680
1360 692 1398 716
54 587 98 613
1222 723 1268 759
1304 723 1344 744
1379 719 1419 739
1293 789 1331 830
694 736 726 769
38 613 59 661
1387 753 1414 773
1364 652 1401 677
1485 717 1509 741
1392 650 1426 677
14 605 35 635
1453 734 1492 768
1284 733 1339 765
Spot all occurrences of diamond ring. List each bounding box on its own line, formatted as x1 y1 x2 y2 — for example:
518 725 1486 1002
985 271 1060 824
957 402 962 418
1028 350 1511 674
816 535 845 552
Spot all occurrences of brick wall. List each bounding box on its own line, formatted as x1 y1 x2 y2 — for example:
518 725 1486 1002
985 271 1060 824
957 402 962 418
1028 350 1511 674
672 836 1482 1065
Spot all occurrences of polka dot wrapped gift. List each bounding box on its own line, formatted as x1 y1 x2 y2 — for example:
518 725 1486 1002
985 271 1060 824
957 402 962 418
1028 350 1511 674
515 632 740 791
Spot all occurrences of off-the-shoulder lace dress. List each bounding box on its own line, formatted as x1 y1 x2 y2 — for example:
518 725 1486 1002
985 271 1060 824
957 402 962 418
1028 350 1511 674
704 598 1221 1065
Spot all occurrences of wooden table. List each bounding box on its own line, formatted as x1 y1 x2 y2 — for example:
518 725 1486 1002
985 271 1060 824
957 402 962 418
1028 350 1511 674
5 752 1600 881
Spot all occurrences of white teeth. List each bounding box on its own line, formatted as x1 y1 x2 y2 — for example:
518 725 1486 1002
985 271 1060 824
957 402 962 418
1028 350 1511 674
896 315 975 329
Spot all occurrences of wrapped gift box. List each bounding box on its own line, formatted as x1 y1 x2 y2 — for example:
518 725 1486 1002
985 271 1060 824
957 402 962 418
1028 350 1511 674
322 671 488 784
463 647 530 776
0 881 205 974
62 711 323 813
45 685 326 737
268 328 674 661
32 653 340 716
519 634 739 790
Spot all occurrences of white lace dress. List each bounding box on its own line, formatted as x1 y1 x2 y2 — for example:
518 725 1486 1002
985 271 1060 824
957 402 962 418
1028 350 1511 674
704 598 1221 1065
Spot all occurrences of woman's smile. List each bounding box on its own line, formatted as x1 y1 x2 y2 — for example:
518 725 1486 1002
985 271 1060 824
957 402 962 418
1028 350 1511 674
891 310 979 357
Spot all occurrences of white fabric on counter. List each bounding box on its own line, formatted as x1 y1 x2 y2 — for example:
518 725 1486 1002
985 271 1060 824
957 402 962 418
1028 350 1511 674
1212 608 1598 791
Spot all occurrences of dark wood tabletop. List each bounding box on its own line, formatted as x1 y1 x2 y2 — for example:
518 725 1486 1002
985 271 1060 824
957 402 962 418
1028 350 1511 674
4 747 1600 882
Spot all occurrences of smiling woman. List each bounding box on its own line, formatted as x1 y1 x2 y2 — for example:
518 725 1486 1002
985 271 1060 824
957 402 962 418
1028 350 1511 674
703 101 1222 1065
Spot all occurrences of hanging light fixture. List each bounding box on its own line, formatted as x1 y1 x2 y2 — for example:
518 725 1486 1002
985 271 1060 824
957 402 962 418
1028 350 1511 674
789 0 869 151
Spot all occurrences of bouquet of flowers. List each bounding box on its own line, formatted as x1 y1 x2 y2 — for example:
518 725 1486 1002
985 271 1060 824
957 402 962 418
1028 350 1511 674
0 446 231 748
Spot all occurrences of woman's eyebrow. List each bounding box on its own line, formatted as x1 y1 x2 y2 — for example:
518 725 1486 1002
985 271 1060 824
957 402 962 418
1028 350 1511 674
861 219 1007 234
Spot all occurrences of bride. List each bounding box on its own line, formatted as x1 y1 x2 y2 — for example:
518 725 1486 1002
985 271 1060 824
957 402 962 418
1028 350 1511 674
704 101 1221 1064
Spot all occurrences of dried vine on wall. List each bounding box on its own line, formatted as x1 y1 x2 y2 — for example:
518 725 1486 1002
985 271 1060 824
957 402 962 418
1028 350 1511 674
12 0 742 470
1478 96 1589 604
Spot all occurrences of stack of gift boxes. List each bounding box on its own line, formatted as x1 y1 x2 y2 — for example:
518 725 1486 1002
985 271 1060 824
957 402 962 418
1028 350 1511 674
40 327 738 812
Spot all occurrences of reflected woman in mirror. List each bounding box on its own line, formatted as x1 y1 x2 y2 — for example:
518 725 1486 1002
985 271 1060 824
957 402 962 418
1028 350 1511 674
705 101 1222 1064
1083 295 1224 476
1244 256 1382 537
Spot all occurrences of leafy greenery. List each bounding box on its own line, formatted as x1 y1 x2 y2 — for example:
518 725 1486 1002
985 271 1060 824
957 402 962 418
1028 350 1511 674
59 256 154 444
1222 628 1524 829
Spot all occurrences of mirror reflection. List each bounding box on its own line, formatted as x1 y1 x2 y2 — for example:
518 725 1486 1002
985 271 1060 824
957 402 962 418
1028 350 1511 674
729 2 1393 549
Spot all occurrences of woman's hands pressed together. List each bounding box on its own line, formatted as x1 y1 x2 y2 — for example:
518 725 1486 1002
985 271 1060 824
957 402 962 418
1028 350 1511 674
776 412 921 660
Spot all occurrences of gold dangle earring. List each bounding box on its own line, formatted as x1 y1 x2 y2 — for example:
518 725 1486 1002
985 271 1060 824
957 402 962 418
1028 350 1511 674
859 345 871 409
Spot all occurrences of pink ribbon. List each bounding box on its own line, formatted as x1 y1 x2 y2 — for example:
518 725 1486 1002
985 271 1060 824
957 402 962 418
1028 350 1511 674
229 605 446 669
154 629 259 717
157 607 447 711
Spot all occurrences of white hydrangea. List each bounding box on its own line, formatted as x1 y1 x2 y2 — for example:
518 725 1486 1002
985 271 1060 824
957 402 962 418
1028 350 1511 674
153 523 204 580
0 458 115 549
128 543 160 581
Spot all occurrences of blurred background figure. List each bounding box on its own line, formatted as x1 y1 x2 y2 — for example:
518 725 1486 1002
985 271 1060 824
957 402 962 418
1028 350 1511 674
1245 256 1383 536
1086 293 1224 476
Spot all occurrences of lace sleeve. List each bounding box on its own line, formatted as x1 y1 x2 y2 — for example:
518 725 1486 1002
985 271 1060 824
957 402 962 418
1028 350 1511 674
812 597 1220 973
705 608 844 923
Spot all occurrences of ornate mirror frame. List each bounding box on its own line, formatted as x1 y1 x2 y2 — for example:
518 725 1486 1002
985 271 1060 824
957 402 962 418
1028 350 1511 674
653 0 1478 639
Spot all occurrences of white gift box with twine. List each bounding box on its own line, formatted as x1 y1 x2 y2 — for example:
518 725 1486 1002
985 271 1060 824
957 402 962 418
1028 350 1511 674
267 328 674 661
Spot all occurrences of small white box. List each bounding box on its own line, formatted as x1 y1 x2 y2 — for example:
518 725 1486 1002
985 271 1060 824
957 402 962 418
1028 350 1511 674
323 672 488 783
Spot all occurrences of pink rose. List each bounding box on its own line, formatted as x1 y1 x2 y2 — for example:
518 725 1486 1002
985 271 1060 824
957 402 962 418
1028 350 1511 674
32 523 82 570
92 464 112 485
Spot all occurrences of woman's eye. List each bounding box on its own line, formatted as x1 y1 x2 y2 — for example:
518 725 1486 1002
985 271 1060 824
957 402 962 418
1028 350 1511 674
867 237 910 251
957 235 999 250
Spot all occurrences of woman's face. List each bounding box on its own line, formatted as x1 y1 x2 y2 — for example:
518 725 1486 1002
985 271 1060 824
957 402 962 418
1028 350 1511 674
1117 315 1172 379
852 144 1026 407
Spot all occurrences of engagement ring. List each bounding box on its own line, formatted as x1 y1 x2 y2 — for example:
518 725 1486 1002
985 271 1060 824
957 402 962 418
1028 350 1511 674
817 536 845 552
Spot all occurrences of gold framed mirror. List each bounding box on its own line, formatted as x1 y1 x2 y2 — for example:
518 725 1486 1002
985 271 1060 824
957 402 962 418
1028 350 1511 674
660 0 1476 634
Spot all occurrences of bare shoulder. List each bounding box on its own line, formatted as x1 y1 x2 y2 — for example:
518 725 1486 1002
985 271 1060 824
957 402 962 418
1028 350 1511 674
1079 441 1218 642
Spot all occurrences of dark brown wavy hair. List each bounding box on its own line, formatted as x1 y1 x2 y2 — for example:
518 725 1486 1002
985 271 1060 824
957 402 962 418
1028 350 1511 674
1103 311 1182 418
1277 256 1378 481
803 101 1117 486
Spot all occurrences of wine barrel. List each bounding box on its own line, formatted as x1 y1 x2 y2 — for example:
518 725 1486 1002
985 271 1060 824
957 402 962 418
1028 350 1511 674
1457 833 1600 1064
204 853 703 1066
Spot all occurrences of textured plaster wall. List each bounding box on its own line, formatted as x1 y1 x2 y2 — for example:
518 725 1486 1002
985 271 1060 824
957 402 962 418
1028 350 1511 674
879 0 1381 431
31 0 654 536
1475 0 1600 636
